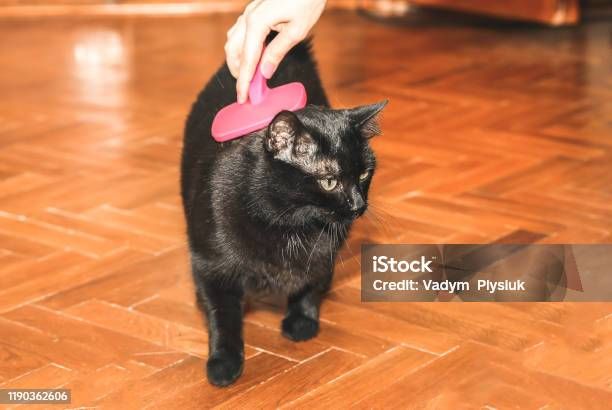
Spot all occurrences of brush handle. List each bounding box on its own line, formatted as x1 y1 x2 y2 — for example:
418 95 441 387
248 62 269 105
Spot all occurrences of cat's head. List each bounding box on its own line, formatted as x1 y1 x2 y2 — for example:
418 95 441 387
262 101 387 225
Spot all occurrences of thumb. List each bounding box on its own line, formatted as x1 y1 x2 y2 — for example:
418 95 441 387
260 28 302 79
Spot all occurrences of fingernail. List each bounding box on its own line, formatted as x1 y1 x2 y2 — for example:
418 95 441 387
237 92 245 104
260 61 275 79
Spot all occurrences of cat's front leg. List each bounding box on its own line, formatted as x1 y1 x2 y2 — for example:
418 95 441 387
282 274 331 341
198 278 244 387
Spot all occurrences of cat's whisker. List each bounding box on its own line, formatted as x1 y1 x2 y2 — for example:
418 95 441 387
338 223 354 258
368 209 388 230
306 223 327 275
335 224 347 269
268 205 296 229
364 209 380 229
369 203 399 224
294 231 307 255
300 233 307 254
327 223 333 267
334 225 346 268
280 237 289 263
289 234 296 259
364 210 374 223
367 205 394 235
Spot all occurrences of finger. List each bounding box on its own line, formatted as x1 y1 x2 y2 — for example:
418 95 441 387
270 21 287 32
225 15 246 78
236 15 270 103
224 39 241 78
244 0 263 14
226 15 240 37
260 26 303 79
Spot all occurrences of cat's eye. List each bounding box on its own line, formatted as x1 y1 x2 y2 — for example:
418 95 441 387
318 178 338 191
359 171 370 181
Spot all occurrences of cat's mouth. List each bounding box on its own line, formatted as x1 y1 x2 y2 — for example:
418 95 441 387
334 206 367 223
352 205 367 219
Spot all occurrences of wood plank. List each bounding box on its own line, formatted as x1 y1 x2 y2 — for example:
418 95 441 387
215 348 364 409
3 304 179 367
354 342 612 409
148 353 295 410
284 346 437 408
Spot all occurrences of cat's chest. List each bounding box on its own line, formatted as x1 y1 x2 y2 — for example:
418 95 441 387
244 264 310 293
240 232 335 293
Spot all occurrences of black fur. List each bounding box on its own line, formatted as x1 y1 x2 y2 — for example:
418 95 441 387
181 39 386 387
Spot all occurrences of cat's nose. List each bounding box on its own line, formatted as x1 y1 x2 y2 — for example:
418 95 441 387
347 187 366 217
351 204 367 217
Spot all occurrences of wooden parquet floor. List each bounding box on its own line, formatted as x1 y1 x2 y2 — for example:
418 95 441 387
1 11 611 409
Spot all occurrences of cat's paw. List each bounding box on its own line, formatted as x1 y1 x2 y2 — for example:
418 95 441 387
281 314 319 341
206 351 243 387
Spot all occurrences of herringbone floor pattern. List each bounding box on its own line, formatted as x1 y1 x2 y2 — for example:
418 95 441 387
1 11 611 409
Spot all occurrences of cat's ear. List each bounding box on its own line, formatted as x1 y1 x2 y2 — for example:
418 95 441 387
265 111 313 161
349 100 388 139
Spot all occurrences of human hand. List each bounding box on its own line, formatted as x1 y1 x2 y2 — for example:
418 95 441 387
225 0 326 103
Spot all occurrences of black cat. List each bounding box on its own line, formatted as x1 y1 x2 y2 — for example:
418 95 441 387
181 39 386 387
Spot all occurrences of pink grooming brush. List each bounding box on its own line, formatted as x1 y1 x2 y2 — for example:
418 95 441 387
211 62 307 142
